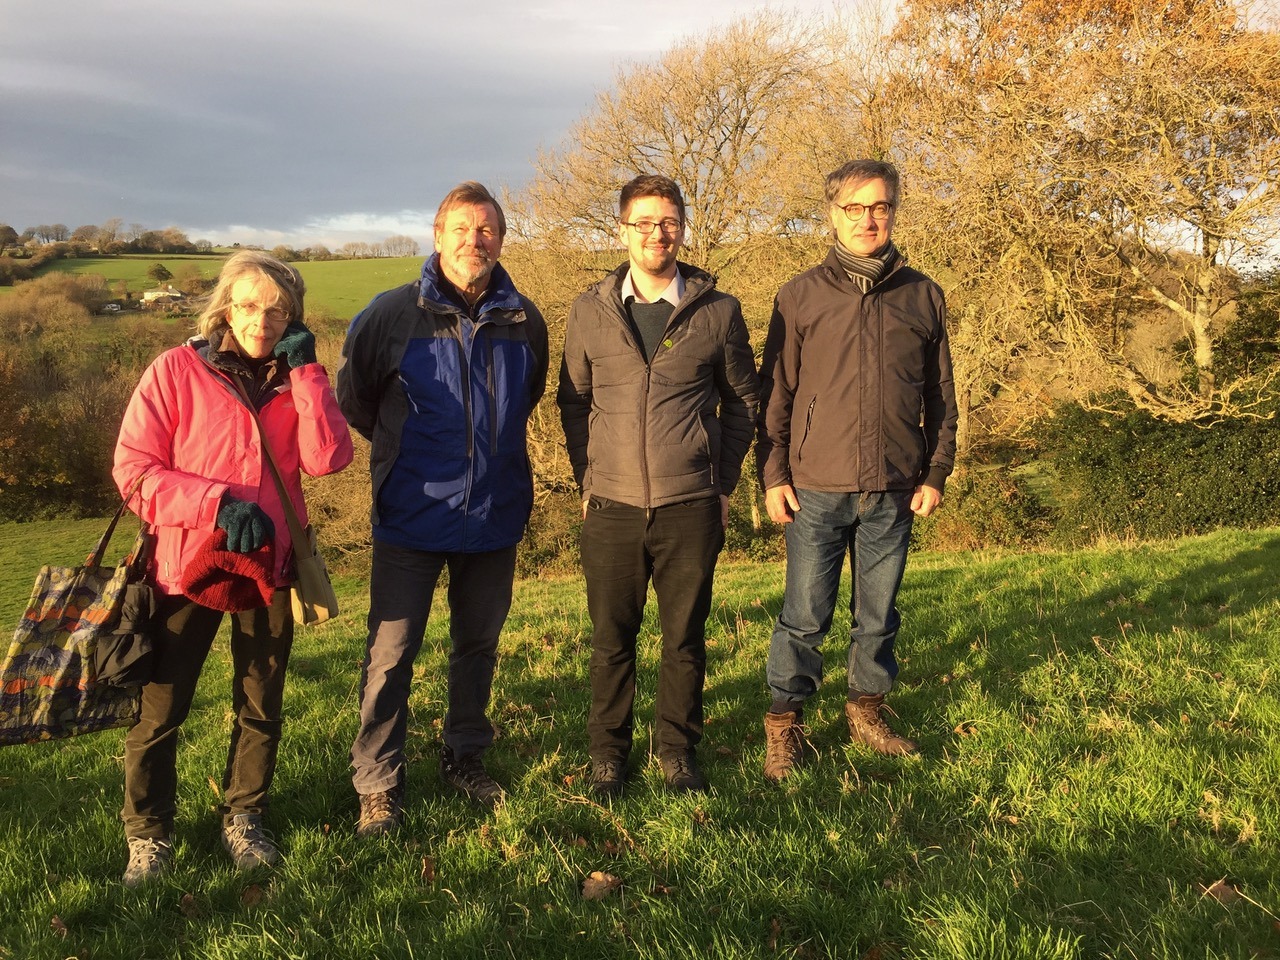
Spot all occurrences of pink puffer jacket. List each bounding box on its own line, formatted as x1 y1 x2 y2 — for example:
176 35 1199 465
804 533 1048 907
113 342 354 596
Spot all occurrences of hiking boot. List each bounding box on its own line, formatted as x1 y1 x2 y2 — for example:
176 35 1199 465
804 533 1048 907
122 836 174 888
845 695 918 755
221 813 281 869
589 758 626 799
763 710 805 782
659 751 708 793
440 746 505 808
356 785 405 838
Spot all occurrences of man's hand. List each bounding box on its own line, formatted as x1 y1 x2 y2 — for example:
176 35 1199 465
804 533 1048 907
582 498 589 520
911 484 943 518
765 484 800 524
720 494 730 530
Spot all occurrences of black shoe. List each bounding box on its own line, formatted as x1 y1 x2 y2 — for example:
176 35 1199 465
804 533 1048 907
440 746 505 808
356 785 405 838
590 759 626 799
659 751 707 793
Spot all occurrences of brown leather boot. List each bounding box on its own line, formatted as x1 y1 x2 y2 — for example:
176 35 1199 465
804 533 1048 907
845 695 918 755
763 710 805 782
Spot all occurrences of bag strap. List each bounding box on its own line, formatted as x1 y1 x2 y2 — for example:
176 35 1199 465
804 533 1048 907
87 472 149 569
228 376 310 552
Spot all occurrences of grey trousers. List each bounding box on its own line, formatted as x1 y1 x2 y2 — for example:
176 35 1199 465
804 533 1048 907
350 539 517 795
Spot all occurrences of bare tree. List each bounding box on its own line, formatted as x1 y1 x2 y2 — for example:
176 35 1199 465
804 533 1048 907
514 10 829 272
887 0 1280 424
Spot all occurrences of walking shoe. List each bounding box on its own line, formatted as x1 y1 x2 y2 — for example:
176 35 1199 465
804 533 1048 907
356 785 405 838
440 746 505 808
659 751 708 793
589 758 626 799
845 695 918 755
122 836 174 888
763 710 805 782
220 813 281 869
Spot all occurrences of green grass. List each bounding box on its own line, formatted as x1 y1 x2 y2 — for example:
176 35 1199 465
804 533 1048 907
295 257 421 321
2 255 423 320
1 524 1278 958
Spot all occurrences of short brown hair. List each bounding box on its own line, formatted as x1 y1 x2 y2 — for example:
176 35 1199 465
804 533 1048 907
197 250 305 340
825 159 900 206
619 174 686 224
433 181 506 240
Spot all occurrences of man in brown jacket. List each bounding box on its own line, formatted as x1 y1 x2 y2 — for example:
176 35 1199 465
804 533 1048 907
756 159 958 781
558 174 759 797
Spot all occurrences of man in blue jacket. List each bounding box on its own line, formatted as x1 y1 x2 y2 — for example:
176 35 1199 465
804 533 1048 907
338 182 549 834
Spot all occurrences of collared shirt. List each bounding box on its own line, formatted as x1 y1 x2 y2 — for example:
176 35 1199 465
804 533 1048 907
621 270 684 307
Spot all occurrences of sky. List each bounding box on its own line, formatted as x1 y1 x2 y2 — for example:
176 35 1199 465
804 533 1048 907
1 0 842 251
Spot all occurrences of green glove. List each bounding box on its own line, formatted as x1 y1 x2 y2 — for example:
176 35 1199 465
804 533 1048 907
273 322 317 369
216 496 275 554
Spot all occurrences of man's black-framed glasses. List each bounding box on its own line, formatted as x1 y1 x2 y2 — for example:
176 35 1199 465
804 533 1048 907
838 201 894 222
623 218 684 235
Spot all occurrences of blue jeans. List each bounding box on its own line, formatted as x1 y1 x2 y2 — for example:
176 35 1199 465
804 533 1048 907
766 489 914 704
350 540 516 795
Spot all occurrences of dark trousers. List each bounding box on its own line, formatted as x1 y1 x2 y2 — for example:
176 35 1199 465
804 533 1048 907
350 540 517 795
122 589 293 840
581 496 724 762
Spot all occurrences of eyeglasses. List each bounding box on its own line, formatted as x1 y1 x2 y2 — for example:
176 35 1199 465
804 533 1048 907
231 301 288 323
837 201 894 222
622 218 683 236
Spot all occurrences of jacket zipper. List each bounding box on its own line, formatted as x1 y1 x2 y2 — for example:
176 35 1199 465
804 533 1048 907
797 397 817 460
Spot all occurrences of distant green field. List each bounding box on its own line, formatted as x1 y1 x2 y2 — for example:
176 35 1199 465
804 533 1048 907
6 254 424 319
33 254 224 290
296 256 421 320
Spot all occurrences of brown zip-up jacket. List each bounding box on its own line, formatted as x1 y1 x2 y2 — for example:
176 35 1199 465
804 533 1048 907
756 248 958 494
558 262 760 509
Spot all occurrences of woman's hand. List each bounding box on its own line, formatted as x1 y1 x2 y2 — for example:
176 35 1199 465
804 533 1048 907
272 323 317 369
217 496 275 553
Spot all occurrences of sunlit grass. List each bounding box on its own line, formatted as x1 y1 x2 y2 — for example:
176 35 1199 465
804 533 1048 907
2 525 1278 958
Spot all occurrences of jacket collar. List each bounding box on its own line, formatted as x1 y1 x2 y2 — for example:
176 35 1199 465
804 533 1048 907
417 252 525 322
601 260 714 306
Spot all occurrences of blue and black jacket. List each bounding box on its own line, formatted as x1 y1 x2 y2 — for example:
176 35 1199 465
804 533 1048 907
337 254 549 553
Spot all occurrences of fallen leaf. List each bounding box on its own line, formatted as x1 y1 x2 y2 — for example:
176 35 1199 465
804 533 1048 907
240 884 265 908
421 857 436 883
716 746 733 756
179 893 201 918
953 721 976 737
603 840 621 855
562 774 577 787
582 870 623 900
571 836 588 848
207 776 221 798
1198 878 1241 906
652 882 674 895
322 822 330 836
50 915 69 938
767 917 782 950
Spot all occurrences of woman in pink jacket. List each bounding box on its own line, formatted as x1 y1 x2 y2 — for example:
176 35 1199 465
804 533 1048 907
112 251 353 887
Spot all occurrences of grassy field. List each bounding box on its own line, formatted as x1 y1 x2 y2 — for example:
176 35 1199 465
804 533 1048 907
4 254 423 321
1 523 1278 959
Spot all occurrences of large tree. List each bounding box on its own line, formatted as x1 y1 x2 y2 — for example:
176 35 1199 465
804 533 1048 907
513 11 829 273
888 0 1280 422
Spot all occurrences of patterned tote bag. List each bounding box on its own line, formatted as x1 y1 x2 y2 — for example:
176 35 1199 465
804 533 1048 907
0 500 153 745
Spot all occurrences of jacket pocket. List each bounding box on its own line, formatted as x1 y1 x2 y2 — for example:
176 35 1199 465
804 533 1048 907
795 396 817 462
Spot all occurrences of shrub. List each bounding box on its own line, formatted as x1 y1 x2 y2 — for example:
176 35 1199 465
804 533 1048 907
1038 396 1280 543
911 465 1055 551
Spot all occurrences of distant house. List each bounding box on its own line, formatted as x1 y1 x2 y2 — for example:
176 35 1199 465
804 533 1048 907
141 284 183 308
